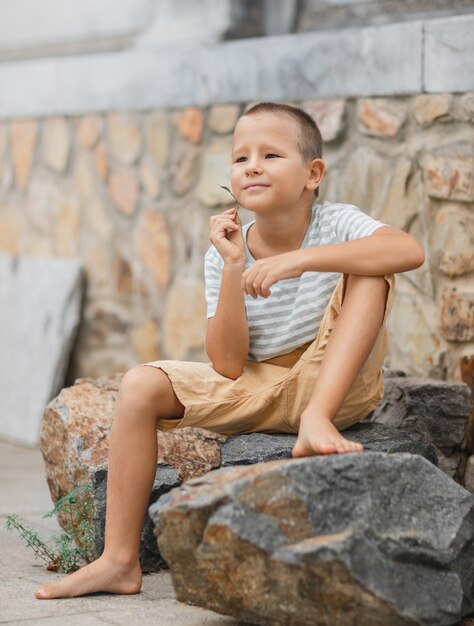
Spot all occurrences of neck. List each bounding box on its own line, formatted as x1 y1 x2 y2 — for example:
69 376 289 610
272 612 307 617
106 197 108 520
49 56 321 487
250 200 314 257
258 212 310 248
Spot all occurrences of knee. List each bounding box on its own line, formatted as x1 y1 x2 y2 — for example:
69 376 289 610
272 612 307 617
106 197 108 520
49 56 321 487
118 365 166 408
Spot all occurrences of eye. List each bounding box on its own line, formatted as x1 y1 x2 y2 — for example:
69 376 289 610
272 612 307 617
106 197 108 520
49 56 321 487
266 153 279 159
234 156 246 163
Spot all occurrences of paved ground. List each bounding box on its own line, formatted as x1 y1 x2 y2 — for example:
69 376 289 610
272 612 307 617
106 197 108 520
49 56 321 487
0 440 244 626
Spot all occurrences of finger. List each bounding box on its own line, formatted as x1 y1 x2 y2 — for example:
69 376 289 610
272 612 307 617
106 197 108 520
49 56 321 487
248 282 259 299
252 269 273 298
260 279 272 298
248 273 263 299
242 275 250 296
241 269 250 293
212 213 237 224
254 277 263 298
211 219 239 234
210 209 237 224
242 274 254 298
256 281 270 298
242 267 263 298
222 208 237 219
242 269 256 297
212 218 239 232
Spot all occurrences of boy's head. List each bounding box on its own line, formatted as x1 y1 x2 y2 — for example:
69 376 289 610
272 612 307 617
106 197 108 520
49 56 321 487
243 103 323 177
231 102 325 213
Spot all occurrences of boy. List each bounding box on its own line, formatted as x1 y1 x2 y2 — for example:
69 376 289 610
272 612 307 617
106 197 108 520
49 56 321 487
35 102 424 599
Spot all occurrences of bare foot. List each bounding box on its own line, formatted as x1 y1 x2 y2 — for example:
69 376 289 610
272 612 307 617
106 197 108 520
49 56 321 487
292 415 363 457
35 555 142 599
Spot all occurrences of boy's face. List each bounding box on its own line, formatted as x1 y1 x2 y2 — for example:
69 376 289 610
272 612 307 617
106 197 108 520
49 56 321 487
230 112 322 215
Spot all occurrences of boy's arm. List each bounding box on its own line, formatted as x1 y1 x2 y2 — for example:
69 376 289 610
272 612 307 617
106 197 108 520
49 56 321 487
206 260 249 379
241 226 424 298
205 208 249 379
299 226 425 275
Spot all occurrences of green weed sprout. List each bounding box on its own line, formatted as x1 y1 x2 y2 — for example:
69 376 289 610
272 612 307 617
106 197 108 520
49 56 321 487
5 485 95 573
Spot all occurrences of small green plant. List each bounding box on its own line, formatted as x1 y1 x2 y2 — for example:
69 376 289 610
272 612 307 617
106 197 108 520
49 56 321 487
5 485 95 573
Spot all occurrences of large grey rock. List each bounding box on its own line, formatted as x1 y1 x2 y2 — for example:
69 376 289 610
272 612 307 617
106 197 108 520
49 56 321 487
363 376 472 479
0 254 83 446
93 423 436 573
150 452 474 626
41 370 438 574
221 423 437 467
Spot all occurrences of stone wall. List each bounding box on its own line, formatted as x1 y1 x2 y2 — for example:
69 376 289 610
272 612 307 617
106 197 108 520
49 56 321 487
0 93 472 383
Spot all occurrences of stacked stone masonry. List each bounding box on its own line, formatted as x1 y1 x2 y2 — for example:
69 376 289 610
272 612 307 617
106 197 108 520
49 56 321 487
0 94 473 385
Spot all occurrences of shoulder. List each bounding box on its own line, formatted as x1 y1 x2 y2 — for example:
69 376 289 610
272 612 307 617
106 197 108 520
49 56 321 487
317 200 363 217
318 200 387 241
307 200 358 234
308 201 353 229
316 200 379 229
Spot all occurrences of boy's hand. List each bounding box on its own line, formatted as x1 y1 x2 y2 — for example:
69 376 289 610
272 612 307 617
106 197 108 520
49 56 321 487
209 208 245 265
242 250 304 298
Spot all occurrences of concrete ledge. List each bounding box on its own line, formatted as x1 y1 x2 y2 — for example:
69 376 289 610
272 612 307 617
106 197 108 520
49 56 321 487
0 14 473 119
202 21 423 104
424 14 474 93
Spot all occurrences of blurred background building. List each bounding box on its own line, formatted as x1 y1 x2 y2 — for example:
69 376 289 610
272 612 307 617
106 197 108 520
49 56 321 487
0 0 473 384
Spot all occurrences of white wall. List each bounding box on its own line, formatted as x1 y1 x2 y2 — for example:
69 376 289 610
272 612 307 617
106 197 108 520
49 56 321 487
0 0 232 60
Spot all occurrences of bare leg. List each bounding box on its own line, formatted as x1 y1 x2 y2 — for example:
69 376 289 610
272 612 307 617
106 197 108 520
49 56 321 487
35 366 184 599
292 274 389 457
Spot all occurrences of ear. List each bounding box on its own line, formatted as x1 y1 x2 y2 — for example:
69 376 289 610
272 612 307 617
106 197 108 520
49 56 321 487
306 158 325 192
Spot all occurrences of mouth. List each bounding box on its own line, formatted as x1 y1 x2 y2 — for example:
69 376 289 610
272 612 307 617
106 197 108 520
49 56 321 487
243 183 270 190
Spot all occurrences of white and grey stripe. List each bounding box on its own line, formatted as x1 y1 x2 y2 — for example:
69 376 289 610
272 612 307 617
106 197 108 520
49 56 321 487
204 201 387 361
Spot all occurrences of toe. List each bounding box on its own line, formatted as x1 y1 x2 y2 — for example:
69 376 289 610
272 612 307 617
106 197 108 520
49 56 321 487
342 440 354 452
320 440 338 454
336 435 356 452
35 586 51 599
334 439 347 453
291 442 306 458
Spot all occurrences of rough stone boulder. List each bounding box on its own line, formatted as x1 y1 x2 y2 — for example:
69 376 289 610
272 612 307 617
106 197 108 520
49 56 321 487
40 373 224 570
221 423 437 468
40 374 437 572
149 452 474 626
364 376 472 479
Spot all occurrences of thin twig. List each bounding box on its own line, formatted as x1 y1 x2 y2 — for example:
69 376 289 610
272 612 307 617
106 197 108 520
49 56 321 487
218 184 293 299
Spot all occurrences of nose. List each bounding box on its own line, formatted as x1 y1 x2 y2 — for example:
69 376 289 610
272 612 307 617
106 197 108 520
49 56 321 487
244 158 262 175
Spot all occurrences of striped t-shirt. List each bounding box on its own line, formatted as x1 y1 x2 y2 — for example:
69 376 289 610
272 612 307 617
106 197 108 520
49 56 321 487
204 201 387 362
